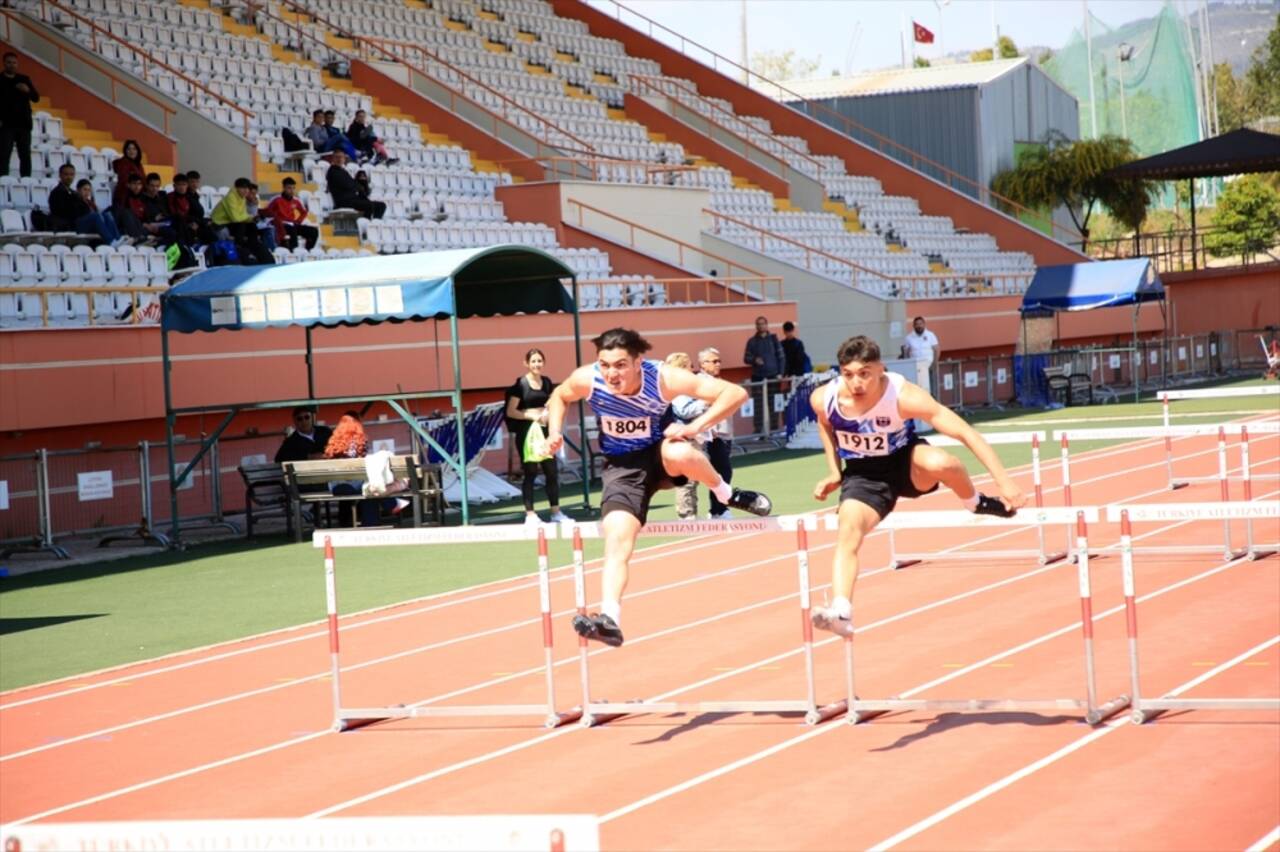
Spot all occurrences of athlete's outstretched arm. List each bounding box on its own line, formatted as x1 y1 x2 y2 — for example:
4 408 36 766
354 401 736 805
658 366 747 441
544 367 594 455
810 387 842 501
898 382 1025 509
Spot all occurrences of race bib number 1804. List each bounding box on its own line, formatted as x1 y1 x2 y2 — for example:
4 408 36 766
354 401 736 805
600 416 652 439
835 431 889 456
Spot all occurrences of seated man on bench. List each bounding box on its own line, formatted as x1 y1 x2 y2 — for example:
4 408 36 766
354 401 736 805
322 412 408 527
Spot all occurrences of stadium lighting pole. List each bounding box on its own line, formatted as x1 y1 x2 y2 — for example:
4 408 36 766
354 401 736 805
1117 42 1134 139
1083 0 1098 138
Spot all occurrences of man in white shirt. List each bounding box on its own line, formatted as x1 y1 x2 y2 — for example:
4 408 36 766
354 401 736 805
901 316 939 393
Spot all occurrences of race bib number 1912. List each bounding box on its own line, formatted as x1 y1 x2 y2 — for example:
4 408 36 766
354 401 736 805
835 431 889 456
600 416 652 439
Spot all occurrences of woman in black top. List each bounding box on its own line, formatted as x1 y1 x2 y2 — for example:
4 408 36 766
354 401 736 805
505 348 568 524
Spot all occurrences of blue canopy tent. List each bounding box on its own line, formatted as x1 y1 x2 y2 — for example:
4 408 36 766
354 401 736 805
1017 258 1167 405
159 245 582 542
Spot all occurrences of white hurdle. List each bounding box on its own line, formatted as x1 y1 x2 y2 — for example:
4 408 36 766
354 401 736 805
570 518 848 727
318 528 584 731
1055 424 1245 560
836 506 1128 726
1113 503 1280 724
1160 385 1280 489
883 431 1068 569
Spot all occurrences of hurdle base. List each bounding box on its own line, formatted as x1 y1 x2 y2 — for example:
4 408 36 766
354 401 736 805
1248 545 1278 561
1039 550 1069 566
844 696 1126 726
890 558 923 571
338 704 582 729
581 699 836 727
1169 481 1190 491
890 549 1047 571
1131 697 1280 725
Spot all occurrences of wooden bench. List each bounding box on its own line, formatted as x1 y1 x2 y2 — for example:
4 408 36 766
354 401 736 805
1042 365 1093 406
282 455 444 543
238 462 292 539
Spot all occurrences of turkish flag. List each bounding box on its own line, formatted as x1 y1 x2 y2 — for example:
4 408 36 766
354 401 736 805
913 21 935 44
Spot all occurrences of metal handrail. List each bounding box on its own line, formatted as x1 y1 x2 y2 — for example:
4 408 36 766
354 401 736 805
34 0 254 137
565 197 769 281
592 0 1079 245
703 207 1033 299
8 286 162 328
577 275 782 306
491 153 695 181
630 73 821 177
260 0 598 161
0 8 180 135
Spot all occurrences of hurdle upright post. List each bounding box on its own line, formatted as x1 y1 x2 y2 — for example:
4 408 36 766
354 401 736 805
1217 426 1236 560
1239 426 1275 560
571 526 596 726
1118 510 1147 724
324 537 344 731
1033 434 1066 564
538 528 582 727
1161 393 1185 489
1075 513 1128 724
795 521 848 725
1060 434 1077 562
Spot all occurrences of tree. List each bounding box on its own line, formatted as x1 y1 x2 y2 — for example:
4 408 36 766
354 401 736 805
913 56 931 68
750 49 821 82
970 35 1019 62
1204 176 1280 263
1242 13 1280 122
1213 63 1248 133
990 131 1155 249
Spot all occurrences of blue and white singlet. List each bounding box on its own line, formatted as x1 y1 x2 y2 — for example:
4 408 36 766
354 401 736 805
588 359 671 455
824 372 916 461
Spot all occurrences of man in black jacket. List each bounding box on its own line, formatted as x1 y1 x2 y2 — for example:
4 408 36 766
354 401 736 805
325 150 385 219
46 162 79 230
0 52 39 178
743 315 785 436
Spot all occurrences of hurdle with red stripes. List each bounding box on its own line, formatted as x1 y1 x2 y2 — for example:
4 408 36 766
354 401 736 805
1160 386 1280 490
1113 502 1280 724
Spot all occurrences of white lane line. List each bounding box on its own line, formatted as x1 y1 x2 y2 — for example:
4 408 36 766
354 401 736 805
1247 825 1280 852
868 636 1280 851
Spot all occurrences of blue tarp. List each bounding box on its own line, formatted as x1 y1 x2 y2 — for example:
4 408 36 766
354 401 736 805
1020 258 1163 315
161 245 576 333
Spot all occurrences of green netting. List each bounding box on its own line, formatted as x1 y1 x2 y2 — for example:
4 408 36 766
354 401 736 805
1042 3 1201 157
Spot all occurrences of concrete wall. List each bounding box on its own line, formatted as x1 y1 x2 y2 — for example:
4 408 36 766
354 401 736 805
558 180 713 271
702 232 902 363
1163 263 1280 335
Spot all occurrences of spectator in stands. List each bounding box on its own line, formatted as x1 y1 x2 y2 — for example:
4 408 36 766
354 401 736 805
326 151 385 219
211 177 275 265
111 140 145 208
698 347 735 519
266 177 319 250
0 51 39 178
304 108 355 160
244 182 277 252
113 173 168 245
323 110 361 160
166 172 199 246
74 178 125 245
46 162 79 229
665 351 706 520
901 315 939 392
275 406 332 463
505 348 570 525
346 109 398 166
743 315 785 436
182 170 216 244
781 321 809 376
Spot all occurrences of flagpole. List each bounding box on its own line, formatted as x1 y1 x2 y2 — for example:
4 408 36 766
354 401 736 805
901 10 908 69
1083 0 1098 137
991 0 999 60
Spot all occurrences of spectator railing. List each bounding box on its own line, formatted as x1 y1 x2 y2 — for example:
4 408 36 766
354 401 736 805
565 197 770 282
249 0 598 174
629 73 823 180
29 0 254 138
704 207 1034 299
5 287 164 328
590 0 1080 246
576 275 783 307
491 154 696 183
0 8 180 138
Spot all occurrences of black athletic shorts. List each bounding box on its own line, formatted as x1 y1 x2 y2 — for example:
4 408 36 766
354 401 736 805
600 441 688 524
839 437 938 519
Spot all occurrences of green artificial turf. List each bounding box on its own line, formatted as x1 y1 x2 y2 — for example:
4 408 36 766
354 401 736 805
1 376 1274 690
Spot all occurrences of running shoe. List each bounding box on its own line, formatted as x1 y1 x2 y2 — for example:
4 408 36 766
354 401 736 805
549 511 572 523
572 613 625 647
810 605 854 638
727 488 772 516
973 493 1016 518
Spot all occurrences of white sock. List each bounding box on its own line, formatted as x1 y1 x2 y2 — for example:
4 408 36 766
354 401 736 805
962 493 980 511
601 599 622 625
711 479 733 503
831 596 852 620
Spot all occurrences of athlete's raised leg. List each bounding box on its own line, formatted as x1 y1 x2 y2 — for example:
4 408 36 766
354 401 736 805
660 439 772 516
910 443 1014 517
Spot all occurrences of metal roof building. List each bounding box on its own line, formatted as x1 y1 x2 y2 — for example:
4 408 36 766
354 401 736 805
780 58 1079 232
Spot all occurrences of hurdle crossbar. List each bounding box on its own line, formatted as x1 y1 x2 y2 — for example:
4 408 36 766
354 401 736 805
1241 426 1278 560
321 531 583 731
1117 508 1280 724
573 522 848 727
1104 500 1280 561
842 511 1128 726
880 432 1067 569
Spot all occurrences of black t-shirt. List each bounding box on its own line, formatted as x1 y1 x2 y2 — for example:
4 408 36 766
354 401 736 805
274 425 333 463
504 374 556 441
